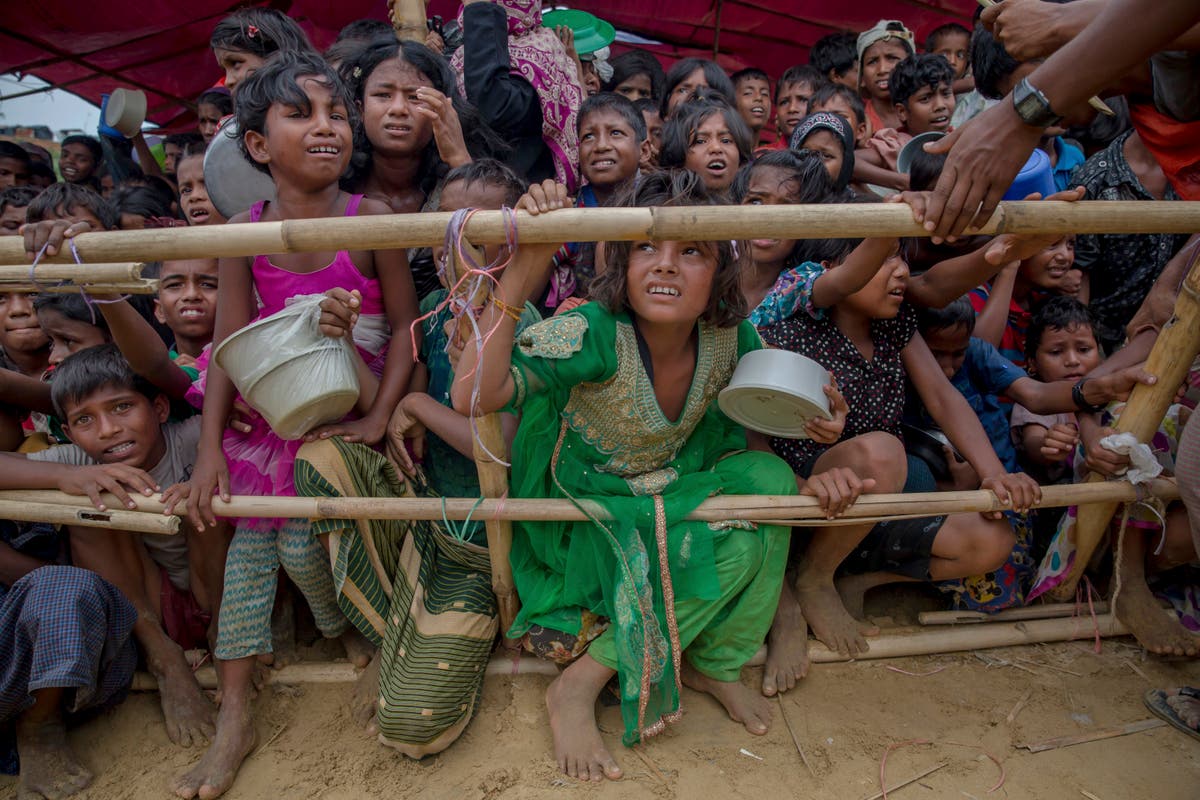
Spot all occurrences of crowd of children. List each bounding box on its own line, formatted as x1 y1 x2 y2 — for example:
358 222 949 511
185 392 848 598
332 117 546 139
1 0 1199 796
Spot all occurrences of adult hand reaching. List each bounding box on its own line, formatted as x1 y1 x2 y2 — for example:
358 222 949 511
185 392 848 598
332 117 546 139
921 102 1045 242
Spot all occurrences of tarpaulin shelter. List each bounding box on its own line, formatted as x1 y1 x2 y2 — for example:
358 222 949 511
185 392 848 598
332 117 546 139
0 1 974 130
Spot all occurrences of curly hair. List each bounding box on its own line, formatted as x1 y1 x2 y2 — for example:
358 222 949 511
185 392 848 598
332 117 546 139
590 169 748 328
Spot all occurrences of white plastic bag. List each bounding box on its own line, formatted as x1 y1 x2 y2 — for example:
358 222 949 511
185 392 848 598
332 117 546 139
212 293 361 440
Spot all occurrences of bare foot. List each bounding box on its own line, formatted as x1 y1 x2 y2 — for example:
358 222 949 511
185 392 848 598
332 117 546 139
545 658 622 782
16 715 92 800
156 658 217 747
762 582 808 697
835 573 876 621
351 652 381 730
1165 688 1200 731
681 662 772 735
1116 579 1200 657
795 578 875 657
171 695 256 800
340 627 375 669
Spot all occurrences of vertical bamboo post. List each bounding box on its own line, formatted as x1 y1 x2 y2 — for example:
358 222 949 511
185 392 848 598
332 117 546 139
1053 251 1200 599
390 0 428 42
446 239 522 636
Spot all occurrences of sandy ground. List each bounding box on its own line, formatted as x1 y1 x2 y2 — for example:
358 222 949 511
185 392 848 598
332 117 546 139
4 624 1200 800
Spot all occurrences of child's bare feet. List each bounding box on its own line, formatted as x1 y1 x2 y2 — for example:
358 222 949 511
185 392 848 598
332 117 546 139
795 576 876 657
1116 578 1200 657
152 649 216 747
171 692 256 800
351 652 382 731
681 662 772 735
835 572 878 621
340 627 375 669
16 711 92 799
762 582 808 697
545 655 622 782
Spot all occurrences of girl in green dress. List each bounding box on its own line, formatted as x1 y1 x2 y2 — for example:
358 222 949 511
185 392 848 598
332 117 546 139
453 170 804 781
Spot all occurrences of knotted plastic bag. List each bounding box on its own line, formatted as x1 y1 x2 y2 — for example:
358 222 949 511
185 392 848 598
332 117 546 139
212 293 361 440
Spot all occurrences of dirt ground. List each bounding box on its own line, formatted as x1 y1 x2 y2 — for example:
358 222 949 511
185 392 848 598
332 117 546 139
4 606 1200 799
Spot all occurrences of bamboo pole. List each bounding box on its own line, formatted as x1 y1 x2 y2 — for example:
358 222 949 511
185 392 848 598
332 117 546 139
0 478 1178 525
2 202 1197 264
919 602 1110 626
0 262 144 282
0 498 179 535
0 281 157 295
445 238 521 634
128 613 1132 691
1053 252 1200 600
389 0 428 42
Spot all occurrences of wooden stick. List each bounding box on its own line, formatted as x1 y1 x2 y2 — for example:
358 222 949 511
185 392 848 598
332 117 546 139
2 202 1197 264
919 602 1110 626
390 0 427 42
805 614 1129 663
861 762 949 800
446 238 521 634
1017 718 1166 752
0 281 157 295
1006 688 1034 725
1055 248 1200 599
0 498 179 535
777 697 816 777
0 262 144 282
0 478 1178 524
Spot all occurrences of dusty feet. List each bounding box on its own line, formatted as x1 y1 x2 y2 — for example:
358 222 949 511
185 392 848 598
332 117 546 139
340 627 375 669
1116 579 1200 657
681 661 772 735
545 658 622 782
171 696 257 800
16 714 92 800
351 652 382 732
795 578 876 657
834 572 878 621
762 582 809 697
156 658 217 747
1166 688 1200 731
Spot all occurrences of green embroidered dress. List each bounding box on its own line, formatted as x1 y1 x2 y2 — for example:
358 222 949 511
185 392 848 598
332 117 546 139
505 302 796 745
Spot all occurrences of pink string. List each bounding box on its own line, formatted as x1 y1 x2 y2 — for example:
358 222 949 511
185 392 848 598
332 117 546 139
68 240 130 324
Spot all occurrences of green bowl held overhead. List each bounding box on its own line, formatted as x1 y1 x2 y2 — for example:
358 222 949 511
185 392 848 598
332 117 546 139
541 8 615 55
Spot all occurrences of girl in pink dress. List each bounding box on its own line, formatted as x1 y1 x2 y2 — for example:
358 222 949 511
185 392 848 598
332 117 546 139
169 51 419 800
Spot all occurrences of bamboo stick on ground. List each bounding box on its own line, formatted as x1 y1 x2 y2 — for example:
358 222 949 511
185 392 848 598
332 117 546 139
919 602 1110 626
2 202 1197 264
0 498 179 535
1017 718 1166 753
130 613 1134 691
0 262 145 282
1054 250 1200 600
0 478 1178 525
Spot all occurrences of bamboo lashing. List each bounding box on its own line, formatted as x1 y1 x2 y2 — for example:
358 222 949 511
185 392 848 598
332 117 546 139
2 202 1198 264
389 0 428 42
128 612 1133 691
444 236 521 635
0 498 179 535
0 477 1177 525
1052 249 1200 600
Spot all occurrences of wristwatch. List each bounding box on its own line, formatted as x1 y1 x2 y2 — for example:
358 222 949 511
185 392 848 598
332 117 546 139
1013 77 1063 129
1072 379 1105 414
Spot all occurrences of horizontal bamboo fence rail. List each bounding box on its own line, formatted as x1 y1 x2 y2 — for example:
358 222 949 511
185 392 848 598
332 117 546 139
0 498 179 534
0 478 1177 527
1 202 1197 265
0 262 146 282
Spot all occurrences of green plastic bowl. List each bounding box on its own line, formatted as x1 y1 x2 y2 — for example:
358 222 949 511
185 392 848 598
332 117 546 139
541 9 615 55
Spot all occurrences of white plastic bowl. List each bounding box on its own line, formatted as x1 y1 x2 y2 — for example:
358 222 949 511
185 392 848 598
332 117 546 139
203 118 277 218
105 89 147 138
212 312 360 440
718 349 832 439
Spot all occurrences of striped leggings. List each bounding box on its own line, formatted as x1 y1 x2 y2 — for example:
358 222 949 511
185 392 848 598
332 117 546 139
214 519 348 660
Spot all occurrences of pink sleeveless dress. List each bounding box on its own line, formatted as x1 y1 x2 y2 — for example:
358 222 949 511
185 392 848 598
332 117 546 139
187 195 391 524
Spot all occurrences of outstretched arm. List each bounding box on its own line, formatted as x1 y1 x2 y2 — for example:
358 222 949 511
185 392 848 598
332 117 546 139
95 297 194 399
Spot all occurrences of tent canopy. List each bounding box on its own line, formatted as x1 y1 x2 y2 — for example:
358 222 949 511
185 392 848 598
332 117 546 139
0 1 974 130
